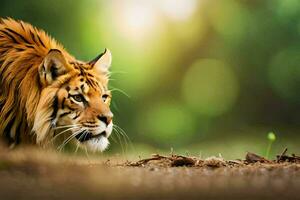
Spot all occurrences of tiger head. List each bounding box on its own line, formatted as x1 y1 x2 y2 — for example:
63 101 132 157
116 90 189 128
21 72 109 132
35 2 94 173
32 48 113 152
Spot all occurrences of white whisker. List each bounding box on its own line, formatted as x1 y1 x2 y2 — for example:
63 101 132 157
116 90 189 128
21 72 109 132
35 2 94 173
113 124 135 153
113 127 126 154
58 129 82 151
110 87 130 98
54 124 80 130
51 126 80 143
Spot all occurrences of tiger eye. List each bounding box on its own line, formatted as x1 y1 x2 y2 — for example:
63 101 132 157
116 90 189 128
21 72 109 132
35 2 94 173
72 94 84 102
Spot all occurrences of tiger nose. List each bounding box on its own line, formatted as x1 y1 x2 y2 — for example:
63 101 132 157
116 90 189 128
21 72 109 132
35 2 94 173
97 114 113 125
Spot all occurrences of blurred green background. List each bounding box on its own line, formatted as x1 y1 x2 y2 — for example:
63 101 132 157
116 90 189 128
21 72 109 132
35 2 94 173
1 0 300 159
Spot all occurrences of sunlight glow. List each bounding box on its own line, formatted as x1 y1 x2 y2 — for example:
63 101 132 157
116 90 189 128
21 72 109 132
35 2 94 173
158 0 198 21
112 0 199 41
114 1 157 40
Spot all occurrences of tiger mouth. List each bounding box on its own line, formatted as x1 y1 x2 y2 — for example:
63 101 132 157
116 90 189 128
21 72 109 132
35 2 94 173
75 131 106 142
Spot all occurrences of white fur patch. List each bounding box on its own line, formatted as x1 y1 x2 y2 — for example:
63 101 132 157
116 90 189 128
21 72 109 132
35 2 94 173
75 122 113 152
85 136 110 152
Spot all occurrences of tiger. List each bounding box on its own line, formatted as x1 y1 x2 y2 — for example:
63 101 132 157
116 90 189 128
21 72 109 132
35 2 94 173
0 18 114 152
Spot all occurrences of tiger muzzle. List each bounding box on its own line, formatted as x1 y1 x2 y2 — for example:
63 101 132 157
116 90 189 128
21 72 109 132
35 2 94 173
75 131 106 142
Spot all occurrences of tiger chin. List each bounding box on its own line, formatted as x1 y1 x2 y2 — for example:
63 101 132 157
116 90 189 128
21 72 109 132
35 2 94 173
0 18 114 152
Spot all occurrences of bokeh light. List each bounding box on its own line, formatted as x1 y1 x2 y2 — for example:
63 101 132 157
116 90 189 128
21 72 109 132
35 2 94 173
275 0 300 19
112 1 158 41
182 59 239 117
158 0 198 21
268 48 300 102
140 102 195 145
110 0 200 42
208 0 249 42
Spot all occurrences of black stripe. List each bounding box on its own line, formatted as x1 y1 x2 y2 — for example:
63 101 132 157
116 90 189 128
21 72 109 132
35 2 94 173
0 60 4 74
59 111 71 118
73 115 80 120
87 73 94 77
36 34 46 48
30 30 38 44
15 48 24 52
80 85 84 93
4 104 15 120
1 60 13 73
20 22 26 31
61 97 66 109
50 95 59 121
5 28 30 44
86 78 93 87
66 105 76 111
3 117 16 144
14 121 22 145
0 102 3 110
25 45 34 49
79 67 85 76
0 30 18 43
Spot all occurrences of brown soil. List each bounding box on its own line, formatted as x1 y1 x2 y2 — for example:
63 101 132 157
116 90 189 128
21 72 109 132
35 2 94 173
124 148 300 167
0 147 299 200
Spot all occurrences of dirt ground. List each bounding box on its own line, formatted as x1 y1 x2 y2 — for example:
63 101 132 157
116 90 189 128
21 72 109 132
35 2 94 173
0 148 299 200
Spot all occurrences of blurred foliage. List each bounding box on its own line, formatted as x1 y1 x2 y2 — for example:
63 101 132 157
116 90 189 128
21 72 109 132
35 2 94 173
1 0 299 158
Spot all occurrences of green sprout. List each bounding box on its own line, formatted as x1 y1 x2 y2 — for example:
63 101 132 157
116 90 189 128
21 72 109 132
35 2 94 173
265 132 276 159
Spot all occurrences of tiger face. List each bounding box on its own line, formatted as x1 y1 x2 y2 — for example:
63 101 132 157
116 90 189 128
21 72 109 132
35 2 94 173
33 49 113 152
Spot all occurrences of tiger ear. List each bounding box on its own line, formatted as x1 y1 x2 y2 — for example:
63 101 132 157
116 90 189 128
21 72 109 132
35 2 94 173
89 48 112 74
39 49 70 85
